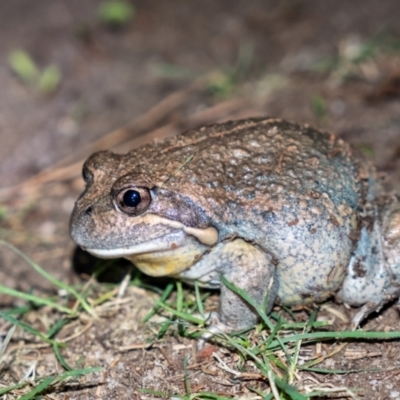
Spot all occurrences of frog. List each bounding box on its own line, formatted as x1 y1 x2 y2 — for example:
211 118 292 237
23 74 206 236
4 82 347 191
69 117 400 336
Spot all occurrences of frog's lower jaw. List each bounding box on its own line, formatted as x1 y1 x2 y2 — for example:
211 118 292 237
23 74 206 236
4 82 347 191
85 231 209 277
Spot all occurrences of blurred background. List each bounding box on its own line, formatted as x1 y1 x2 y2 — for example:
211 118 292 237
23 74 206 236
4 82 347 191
1 1 400 397
1 0 400 189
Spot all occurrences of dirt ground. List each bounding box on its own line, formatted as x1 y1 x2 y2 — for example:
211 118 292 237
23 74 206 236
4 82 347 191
1 0 400 398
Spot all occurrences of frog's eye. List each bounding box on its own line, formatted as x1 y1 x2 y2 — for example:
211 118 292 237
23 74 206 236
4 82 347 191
115 187 151 215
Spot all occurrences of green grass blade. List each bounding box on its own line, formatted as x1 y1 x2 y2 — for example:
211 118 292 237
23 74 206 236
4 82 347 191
139 387 171 397
220 275 291 358
0 240 96 318
263 394 274 400
19 376 55 400
142 283 174 323
56 366 103 378
266 330 400 350
221 332 271 376
176 281 183 313
0 381 27 396
157 302 204 325
0 285 73 314
305 308 318 331
53 342 72 371
3 305 32 315
47 318 70 339
262 318 284 350
183 355 190 395
275 376 307 399
299 366 385 374
0 311 60 346
275 321 329 330
155 320 173 340
194 281 205 317
1 367 103 398
190 394 234 399
220 275 274 330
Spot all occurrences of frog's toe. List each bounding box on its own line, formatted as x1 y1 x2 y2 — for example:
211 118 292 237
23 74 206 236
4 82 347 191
197 311 232 350
351 302 383 329
350 286 400 329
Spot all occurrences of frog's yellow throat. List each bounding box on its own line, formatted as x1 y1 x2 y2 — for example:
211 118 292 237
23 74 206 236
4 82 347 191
125 214 218 276
125 240 205 276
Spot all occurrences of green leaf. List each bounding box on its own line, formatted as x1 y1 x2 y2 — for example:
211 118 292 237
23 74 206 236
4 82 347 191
310 95 326 119
37 65 61 94
8 50 38 83
98 1 135 26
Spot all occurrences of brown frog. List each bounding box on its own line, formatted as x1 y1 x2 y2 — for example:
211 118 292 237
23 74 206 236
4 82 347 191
70 118 400 335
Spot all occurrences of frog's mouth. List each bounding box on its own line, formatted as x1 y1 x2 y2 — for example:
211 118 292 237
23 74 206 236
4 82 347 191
85 230 189 259
84 224 218 277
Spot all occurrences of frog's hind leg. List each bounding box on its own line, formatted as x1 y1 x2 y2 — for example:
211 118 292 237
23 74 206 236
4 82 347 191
338 209 399 328
382 200 400 278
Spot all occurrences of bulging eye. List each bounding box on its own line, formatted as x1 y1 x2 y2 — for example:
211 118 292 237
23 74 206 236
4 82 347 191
115 187 151 215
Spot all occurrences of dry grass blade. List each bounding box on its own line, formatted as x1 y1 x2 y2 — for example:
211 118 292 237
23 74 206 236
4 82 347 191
112 98 247 153
0 95 247 201
0 74 206 198
267 370 281 400
23 79 197 168
0 325 16 358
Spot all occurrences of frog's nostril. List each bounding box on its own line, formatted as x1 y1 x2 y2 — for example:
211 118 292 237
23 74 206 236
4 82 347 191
85 206 93 215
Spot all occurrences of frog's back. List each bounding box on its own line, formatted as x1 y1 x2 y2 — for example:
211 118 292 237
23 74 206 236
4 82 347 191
127 118 370 304
130 118 365 232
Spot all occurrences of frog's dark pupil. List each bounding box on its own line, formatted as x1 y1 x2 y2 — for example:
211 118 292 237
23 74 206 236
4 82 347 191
123 190 141 207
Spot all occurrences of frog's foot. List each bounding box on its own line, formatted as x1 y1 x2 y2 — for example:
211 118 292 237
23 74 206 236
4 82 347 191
351 300 386 330
350 286 400 329
198 311 232 350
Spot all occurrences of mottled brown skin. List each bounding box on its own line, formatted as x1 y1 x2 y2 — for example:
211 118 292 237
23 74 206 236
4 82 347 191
70 118 400 334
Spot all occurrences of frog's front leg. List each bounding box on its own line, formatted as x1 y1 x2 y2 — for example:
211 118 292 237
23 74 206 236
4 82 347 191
185 239 278 339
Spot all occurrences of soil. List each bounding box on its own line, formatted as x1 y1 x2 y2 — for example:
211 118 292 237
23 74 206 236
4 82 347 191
1 0 400 398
